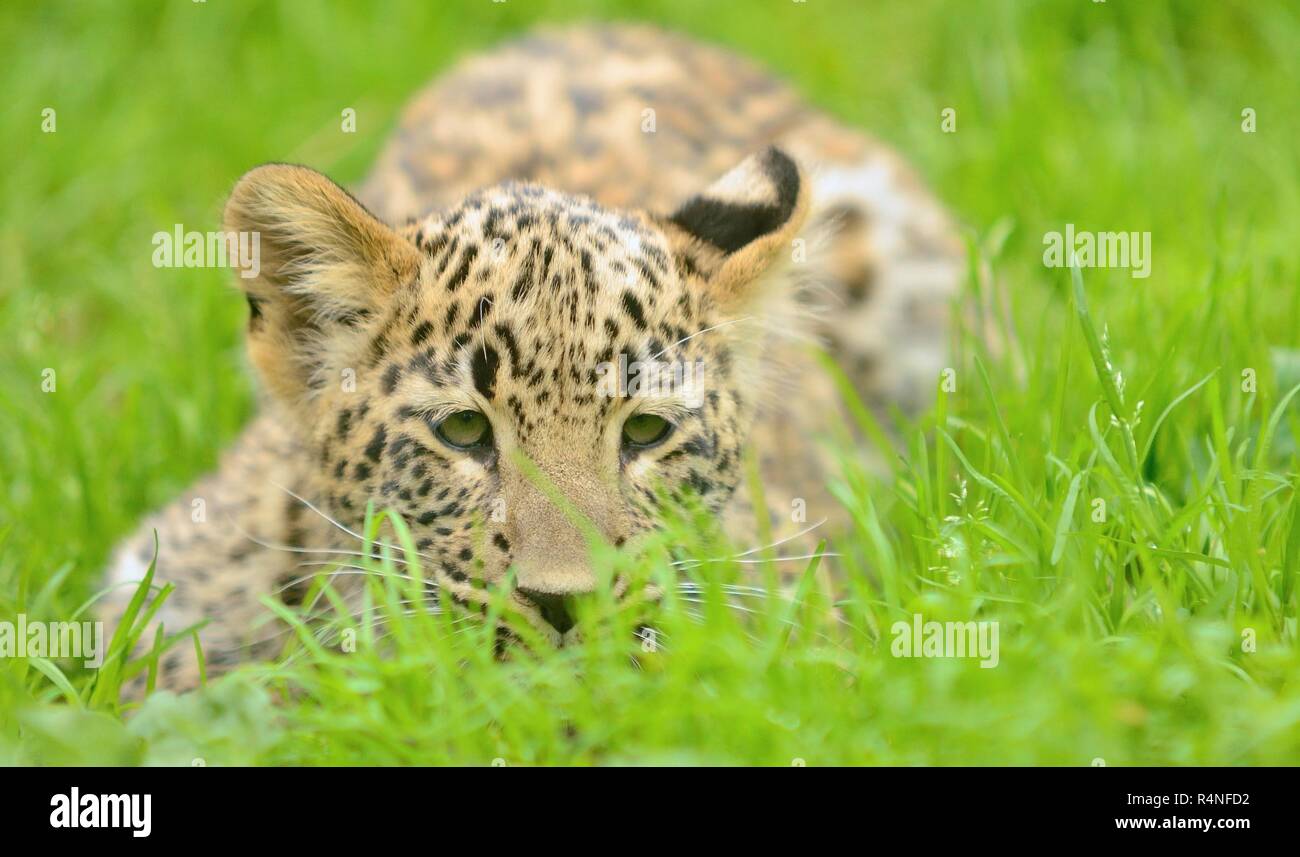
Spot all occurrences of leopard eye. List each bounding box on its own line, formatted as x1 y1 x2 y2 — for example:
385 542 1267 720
622 413 673 449
434 410 493 450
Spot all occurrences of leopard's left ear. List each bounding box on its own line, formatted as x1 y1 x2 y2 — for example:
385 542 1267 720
661 146 810 307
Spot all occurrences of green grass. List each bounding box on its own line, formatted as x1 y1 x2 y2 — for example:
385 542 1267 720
3 0 1300 765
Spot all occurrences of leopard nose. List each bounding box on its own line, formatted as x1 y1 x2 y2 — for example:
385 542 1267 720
518 589 576 635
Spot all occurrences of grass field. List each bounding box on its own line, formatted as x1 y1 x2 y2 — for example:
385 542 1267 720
3 0 1299 765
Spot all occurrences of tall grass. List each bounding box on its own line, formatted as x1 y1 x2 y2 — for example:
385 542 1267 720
2 0 1298 764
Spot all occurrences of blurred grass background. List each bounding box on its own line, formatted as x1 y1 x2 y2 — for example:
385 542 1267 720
2 0 1299 764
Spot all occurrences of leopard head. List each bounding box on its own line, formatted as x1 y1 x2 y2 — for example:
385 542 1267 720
223 147 808 640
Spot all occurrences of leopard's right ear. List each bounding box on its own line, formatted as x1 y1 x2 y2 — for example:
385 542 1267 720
223 164 422 406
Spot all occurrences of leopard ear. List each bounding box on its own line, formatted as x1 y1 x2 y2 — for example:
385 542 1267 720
662 146 810 306
223 163 422 406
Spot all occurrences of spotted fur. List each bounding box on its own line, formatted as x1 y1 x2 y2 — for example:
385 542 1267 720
103 25 961 691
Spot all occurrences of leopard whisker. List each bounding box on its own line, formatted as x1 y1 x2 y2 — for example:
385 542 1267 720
675 596 842 640
676 582 773 597
219 593 461 655
647 315 754 362
224 520 442 576
223 515 393 563
674 590 858 630
268 481 443 565
670 550 839 568
286 561 439 588
732 518 828 558
673 607 763 645
270 479 369 544
665 518 830 567
731 551 840 565
278 562 440 622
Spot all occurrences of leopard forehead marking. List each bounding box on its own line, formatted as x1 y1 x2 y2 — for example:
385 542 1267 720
385 184 710 428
